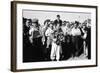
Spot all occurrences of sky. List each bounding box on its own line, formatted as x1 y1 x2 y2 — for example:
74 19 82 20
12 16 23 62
23 10 91 25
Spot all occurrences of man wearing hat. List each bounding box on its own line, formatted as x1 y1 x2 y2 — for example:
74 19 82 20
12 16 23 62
29 18 41 42
29 18 43 61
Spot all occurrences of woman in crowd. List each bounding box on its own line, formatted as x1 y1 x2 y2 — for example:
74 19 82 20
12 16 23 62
42 19 52 60
41 19 51 45
23 18 34 62
45 21 54 49
29 18 43 61
81 24 88 57
85 19 91 59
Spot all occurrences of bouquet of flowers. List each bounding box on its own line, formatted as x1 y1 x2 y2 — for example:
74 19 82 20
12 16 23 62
53 28 65 45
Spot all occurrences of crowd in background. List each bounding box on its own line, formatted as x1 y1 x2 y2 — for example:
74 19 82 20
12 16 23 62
23 15 91 62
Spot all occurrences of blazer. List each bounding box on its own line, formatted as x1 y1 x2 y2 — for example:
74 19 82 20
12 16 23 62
54 19 62 26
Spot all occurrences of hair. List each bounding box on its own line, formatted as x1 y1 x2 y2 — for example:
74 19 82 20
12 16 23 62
75 21 79 27
23 17 27 25
27 19 32 26
57 15 60 17
44 19 51 25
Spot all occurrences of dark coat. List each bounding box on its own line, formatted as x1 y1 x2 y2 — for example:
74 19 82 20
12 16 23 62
54 19 62 26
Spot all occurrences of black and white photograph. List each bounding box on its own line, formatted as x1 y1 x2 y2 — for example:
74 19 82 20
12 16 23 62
23 10 91 62
11 1 97 71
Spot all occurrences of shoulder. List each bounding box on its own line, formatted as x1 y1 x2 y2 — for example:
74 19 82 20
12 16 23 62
45 28 50 32
60 19 62 22
54 19 57 22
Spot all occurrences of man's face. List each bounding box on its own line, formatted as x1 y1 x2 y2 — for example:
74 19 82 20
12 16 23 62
32 23 36 27
74 23 78 28
48 21 51 25
49 24 53 29
26 20 30 27
57 16 60 20
82 25 85 29
62 22 66 26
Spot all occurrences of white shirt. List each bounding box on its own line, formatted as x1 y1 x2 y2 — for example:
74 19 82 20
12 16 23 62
71 27 81 36
45 27 54 37
61 26 67 36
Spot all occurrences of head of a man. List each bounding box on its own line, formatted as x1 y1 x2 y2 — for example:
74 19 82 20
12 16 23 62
32 18 39 28
62 21 67 26
49 23 53 29
57 15 60 20
26 19 31 27
74 21 79 28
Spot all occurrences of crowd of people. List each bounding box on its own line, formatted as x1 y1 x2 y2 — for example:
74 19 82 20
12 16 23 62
23 15 91 62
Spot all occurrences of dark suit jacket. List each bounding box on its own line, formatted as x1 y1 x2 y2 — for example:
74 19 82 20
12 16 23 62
54 19 62 26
